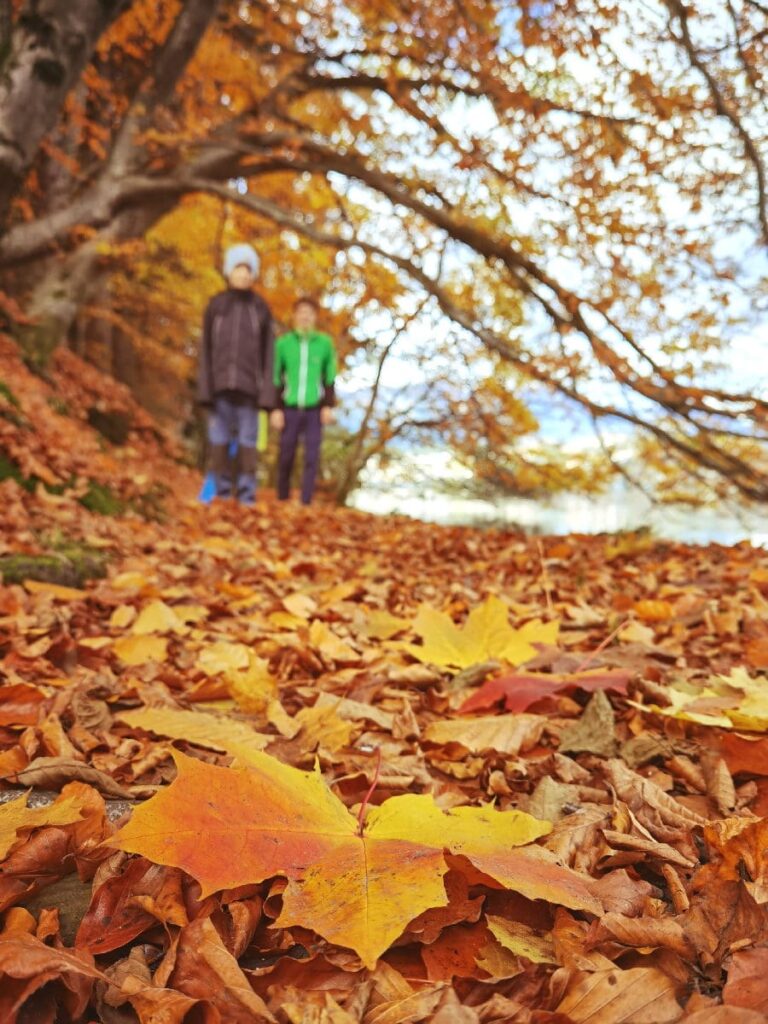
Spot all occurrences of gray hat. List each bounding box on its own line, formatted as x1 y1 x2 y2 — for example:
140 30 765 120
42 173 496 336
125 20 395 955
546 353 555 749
223 243 260 278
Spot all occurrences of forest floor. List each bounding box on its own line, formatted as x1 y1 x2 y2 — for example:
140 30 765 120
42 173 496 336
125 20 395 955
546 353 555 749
1 335 768 1023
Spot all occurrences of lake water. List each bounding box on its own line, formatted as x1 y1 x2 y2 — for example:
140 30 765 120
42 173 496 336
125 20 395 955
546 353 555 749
350 480 768 546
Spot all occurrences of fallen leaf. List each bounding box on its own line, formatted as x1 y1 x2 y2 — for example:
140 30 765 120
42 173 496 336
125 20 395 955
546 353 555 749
114 634 169 665
0 931 103 1022
119 706 270 759
404 596 558 670
723 945 768 1014
485 915 556 964
131 599 184 634
0 789 86 858
10 757 133 798
555 967 683 1022
108 750 598 967
423 714 544 755
558 690 618 757
460 668 631 713
23 580 87 601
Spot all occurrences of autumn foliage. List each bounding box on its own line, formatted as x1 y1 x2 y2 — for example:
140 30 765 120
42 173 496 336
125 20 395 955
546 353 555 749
1 0 767 501
1 341 768 1020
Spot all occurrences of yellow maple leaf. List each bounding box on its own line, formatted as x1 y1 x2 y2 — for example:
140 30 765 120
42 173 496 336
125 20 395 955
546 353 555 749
404 595 558 670
361 609 410 640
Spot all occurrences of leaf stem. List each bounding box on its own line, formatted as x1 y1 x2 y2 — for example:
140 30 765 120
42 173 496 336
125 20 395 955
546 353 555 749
573 618 629 674
357 747 382 837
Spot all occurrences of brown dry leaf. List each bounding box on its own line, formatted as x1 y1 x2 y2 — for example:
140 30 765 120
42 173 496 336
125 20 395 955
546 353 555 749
684 1010 768 1023
605 760 711 830
424 714 544 755
722 945 768 1015
558 690 618 757
0 930 103 1022
128 986 217 1024
10 756 133 798
167 916 275 1022
555 967 684 1022
593 912 694 958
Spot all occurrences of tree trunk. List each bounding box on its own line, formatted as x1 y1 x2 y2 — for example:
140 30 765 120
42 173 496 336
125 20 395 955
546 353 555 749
15 196 172 370
0 0 133 222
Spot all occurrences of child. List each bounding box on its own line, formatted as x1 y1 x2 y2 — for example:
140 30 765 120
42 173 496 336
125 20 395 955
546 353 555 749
270 297 337 505
197 243 277 504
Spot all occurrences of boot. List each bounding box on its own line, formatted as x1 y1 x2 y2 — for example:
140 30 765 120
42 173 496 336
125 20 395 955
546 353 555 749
209 444 233 499
236 446 258 505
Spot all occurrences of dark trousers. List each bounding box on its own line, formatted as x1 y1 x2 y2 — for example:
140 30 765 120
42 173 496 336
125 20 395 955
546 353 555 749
277 406 322 505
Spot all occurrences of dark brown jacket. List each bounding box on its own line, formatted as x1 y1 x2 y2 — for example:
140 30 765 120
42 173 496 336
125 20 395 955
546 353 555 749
197 288 277 408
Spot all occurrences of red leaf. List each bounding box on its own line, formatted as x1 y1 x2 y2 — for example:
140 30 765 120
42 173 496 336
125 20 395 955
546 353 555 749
460 669 631 713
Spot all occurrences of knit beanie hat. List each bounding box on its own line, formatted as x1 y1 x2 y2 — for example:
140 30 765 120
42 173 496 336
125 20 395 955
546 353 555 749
223 243 260 278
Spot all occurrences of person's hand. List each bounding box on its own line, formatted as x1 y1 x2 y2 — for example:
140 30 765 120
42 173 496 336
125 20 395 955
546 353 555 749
270 409 285 431
320 406 335 426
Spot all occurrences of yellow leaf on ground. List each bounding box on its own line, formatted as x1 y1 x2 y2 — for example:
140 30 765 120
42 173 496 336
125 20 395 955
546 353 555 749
0 789 87 859
131 600 184 635
114 635 168 665
267 699 302 739
486 915 557 964
197 641 251 676
294 704 357 752
309 619 359 663
361 609 411 640
23 580 87 601
109 604 136 629
77 636 112 650
112 571 151 591
118 707 270 758
633 599 675 622
283 592 317 619
226 654 278 714
404 596 558 670
268 611 304 630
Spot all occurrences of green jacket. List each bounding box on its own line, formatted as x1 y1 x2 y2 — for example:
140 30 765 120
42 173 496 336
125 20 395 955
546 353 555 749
274 330 337 408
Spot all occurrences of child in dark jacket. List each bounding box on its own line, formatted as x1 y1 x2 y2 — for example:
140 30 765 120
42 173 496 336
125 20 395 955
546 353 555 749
198 244 277 504
270 297 337 505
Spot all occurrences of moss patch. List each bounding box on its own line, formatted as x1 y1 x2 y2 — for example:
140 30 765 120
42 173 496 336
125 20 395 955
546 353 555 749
0 543 108 587
87 407 132 446
0 380 20 409
79 480 126 516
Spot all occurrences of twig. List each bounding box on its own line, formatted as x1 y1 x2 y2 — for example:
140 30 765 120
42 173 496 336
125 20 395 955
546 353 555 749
573 618 629 674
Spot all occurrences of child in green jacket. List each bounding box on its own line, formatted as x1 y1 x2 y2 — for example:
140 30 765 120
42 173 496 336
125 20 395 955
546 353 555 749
270 297 337 504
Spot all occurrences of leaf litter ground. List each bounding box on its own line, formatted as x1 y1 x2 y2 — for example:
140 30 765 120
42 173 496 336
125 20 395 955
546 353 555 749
3 345 768 1020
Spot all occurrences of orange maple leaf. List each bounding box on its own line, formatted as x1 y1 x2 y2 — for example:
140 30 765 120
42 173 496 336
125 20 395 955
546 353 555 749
109 751 600 967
